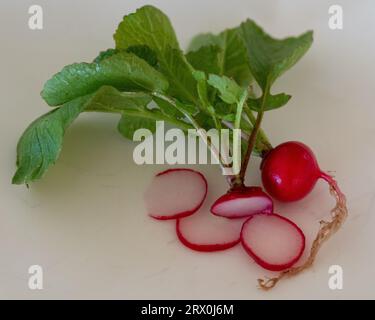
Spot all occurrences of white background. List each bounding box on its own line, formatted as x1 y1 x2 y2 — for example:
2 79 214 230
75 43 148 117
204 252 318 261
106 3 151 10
0 0 374 299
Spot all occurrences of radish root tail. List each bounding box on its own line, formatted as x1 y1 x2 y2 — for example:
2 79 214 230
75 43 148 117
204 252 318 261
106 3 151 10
258 174 348 290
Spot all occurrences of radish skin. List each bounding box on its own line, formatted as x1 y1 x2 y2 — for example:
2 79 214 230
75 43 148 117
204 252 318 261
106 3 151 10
261 141 325 202
144 168 207 220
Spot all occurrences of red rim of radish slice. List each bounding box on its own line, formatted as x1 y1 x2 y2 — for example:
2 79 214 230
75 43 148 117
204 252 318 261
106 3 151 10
210 186 273 219
145 168 208 220
176 219 241 252
241 213 305 271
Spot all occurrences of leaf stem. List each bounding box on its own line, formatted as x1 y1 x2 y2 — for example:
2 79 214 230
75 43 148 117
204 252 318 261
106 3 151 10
151 92 200 129
243 104 273 155
239 83 270 181
231 90 248 185
152 92 229 171
86 107 192 131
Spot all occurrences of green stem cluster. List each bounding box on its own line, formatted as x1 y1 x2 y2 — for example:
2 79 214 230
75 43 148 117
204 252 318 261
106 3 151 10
153 91 274 188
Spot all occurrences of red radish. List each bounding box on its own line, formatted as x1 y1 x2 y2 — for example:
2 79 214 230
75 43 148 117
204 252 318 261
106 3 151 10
255 141 348 289
241 213 305 271
144 168 207 220
176 209 244 252
261 141 342 202
210 186 273 219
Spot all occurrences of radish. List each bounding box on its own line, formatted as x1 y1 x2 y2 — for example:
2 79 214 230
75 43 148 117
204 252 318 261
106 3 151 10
209 130 347 289
241 213 305 271
176 209 244 252
144 168 207 220
261 141 339 202
255 141 348 289
140 16 347 289
210 186 273 219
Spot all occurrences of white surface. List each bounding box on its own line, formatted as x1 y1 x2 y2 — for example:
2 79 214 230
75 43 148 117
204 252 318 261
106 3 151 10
0 0 374 299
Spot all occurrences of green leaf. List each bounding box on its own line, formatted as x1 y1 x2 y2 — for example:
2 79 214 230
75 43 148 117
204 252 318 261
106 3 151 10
216 29 253 86
15 75 204 185
84 86 182 138
192 71 210 108
94 46 158 67
175 100 198 115
87 86 193 135
188 29 252 86
13 85 156 185
221 113 236 122
188 33 221 51
186 45 221 75
239 19 313 90
159 47 198 104
192 70 206 82
152 96 182 118
194 111 216 130
191 71 220 127
114 5 198 104
93 48 119 63
247 93 291 111
214 101 236 119
85 85 152 112
114 5 179 53
12 95 90 185
207 74 244 104
42 52 168 106
88 86 194 138
86 86 192 133
117 114 156 140
126 45 158 67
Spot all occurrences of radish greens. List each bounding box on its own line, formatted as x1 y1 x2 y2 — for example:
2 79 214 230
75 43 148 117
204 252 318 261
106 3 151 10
13 5 313 186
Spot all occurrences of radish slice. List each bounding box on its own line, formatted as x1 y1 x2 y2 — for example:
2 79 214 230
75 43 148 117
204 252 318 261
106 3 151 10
241 213 305 271
211 187 273 219
176 209 244 252
144 168 207 220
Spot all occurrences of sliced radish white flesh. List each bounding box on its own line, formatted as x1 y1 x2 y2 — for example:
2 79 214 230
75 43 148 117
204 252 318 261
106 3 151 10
176 209 244 252
144 168 207 220
211 187 273 219
241 213 305 271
